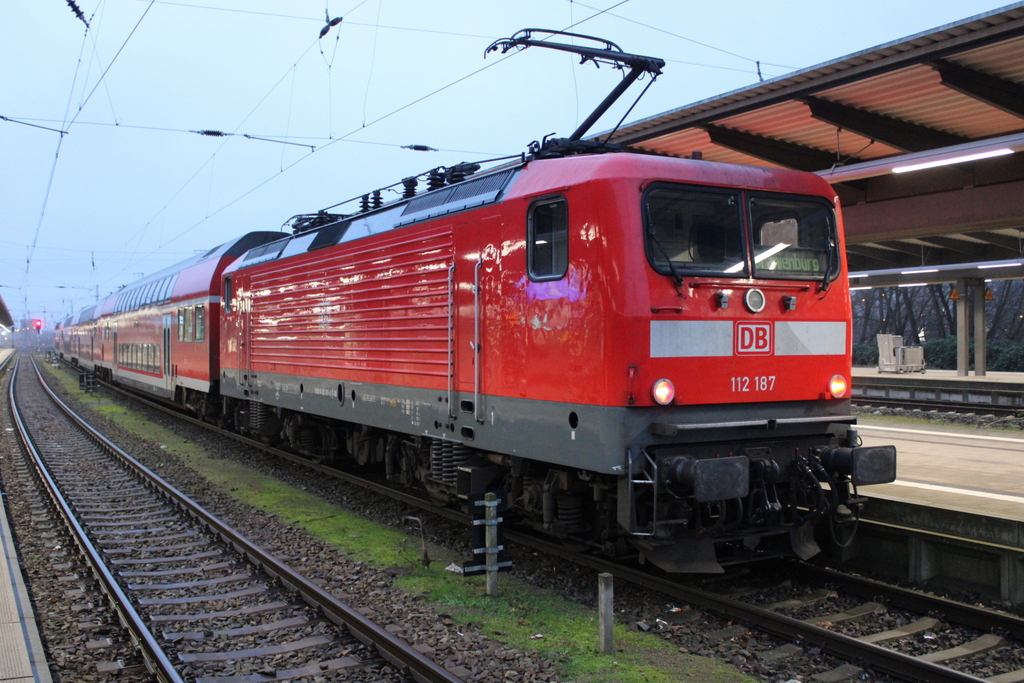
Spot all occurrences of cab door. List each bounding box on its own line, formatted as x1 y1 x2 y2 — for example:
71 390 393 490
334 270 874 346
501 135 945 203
454 216 500 426
237 286 252 390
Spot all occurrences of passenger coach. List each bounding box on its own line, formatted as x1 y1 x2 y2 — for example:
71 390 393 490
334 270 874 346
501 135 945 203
64 232 279 410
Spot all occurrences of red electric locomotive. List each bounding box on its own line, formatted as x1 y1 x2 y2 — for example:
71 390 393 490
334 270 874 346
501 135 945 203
212 149 895 572
63 31 895 572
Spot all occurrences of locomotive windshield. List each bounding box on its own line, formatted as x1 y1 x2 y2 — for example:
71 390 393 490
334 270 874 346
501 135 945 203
644 186 746 277
748 193 837 281
643 185 838 282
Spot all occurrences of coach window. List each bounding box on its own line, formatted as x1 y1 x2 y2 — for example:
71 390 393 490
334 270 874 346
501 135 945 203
184 306 194 342
528 196 568 281
195 305 206 342
177 308 185 341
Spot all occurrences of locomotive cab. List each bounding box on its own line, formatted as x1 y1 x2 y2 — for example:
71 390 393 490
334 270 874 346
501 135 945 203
599 157 894 571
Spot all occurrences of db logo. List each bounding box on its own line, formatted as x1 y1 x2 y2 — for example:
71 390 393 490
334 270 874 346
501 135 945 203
735 322 773 355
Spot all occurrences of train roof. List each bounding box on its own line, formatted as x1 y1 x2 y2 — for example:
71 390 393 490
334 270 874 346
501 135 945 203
68 231 281 325
225 163 523 274
226 152 839 274
505 152 839 201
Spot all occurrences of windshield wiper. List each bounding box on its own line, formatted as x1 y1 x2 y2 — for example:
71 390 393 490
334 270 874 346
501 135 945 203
820 236 836 293
648 230 684 287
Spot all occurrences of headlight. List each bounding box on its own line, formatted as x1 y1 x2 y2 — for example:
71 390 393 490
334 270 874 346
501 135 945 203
828 374 848 398
652 379 675 405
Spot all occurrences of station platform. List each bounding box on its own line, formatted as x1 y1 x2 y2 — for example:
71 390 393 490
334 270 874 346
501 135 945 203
0 350 52 682
852 365 1024 410
0 469 52 681
857 421 1024 522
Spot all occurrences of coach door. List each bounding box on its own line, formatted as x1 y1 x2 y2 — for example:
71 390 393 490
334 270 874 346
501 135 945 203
163 314 172 385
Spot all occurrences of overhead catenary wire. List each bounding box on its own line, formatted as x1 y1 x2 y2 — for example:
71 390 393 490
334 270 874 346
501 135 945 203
567 0 798 72
20 16 90 291
361 0 384 128
0 116 67 134
132 0 495 40
68 2 155 129
100 0 647 288
21 0 155 296
91 0 376 285
82 2 121 126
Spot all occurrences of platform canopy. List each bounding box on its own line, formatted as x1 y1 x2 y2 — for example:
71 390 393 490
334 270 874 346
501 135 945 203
604 3 1024 275
0 296 12 330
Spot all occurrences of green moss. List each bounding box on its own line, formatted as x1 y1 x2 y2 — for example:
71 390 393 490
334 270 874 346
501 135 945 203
41 361 755 682
395 573 751 682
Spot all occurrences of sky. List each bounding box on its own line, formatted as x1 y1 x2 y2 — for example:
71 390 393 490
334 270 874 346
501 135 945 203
1 0 1016 327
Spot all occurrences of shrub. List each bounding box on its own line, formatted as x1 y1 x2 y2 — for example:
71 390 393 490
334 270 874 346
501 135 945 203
923 337 958 370
852 343 878 367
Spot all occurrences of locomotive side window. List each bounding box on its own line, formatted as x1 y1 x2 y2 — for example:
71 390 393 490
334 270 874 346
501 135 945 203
195 305 206 342
223 277 232 313
748 194 838 281
643 186 744 276
528 196 568 281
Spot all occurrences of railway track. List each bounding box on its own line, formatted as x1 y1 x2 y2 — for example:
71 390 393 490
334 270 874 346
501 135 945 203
48 358 1024 682
8 355 462 683
852 396 1024 418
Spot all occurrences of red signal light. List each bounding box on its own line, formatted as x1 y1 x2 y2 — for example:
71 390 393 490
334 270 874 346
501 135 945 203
33 319 42 331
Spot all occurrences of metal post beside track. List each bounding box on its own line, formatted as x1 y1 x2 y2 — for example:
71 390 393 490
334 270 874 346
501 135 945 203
462 491 511 595
599 572 614 654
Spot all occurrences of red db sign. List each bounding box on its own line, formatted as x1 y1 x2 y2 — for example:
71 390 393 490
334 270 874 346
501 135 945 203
735 322 773 355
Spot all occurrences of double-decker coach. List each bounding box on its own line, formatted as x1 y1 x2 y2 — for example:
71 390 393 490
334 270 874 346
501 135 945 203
66 232 279 411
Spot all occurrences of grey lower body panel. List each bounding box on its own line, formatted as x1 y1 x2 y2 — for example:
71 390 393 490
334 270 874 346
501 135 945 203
220 369 854 475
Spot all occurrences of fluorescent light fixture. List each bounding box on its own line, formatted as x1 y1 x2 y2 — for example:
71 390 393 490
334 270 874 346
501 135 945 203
898 282 928 288
978 262 1022 269
848 273 868 278
900 269 938 275
850 286 871 291
892 148 1013 174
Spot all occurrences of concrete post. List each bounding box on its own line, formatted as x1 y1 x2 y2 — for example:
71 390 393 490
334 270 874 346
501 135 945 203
973 281 987 376
956 278 969 377
598 572 614 654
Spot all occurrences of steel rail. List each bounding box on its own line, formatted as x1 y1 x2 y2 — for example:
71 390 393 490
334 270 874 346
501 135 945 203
59 361 1007 682
786 561 1024 642
31 359 463 683
63 363 470 527
9 357 186 683
508 534 990 683
853 396 1023 418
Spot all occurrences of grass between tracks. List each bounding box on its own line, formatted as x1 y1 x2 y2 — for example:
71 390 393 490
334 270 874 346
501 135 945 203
41 358 753 683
